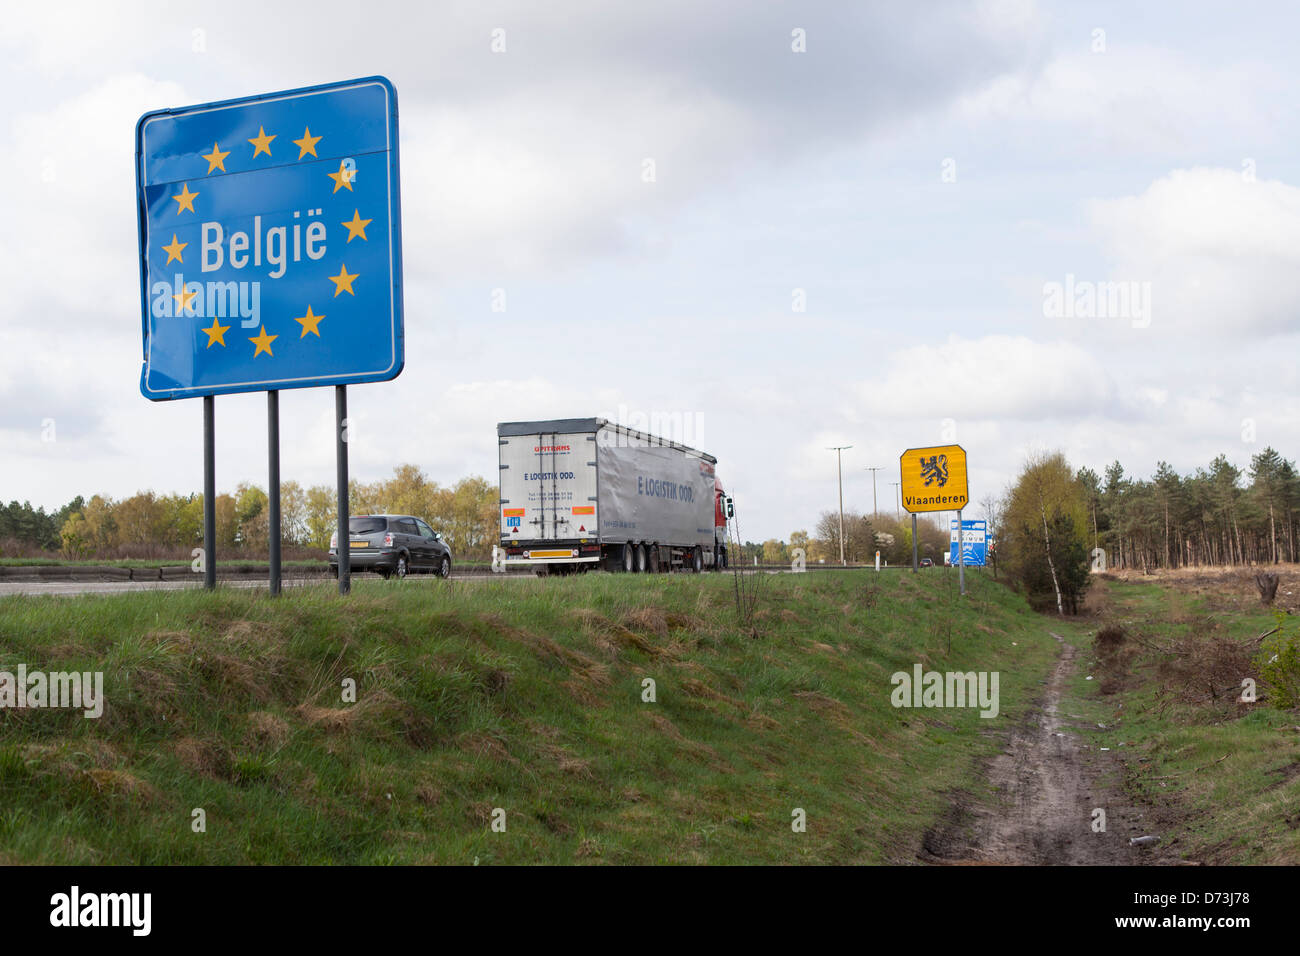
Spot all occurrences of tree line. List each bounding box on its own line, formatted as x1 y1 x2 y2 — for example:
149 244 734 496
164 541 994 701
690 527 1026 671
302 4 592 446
1077 447 1297 571
8 446 1290 583
992 446 1299 615
0 498 86 553
1 466 500 562
754 512 951 568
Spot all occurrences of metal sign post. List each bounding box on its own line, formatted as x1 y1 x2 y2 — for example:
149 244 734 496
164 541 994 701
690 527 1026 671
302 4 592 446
267 390 281 596
911 514 918 572
827 445 851 566
203 396 216 589
336 385 350 595
958 507 966 596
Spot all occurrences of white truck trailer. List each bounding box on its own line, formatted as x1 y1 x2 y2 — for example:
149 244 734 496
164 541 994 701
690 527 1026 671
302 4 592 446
497 417 731 574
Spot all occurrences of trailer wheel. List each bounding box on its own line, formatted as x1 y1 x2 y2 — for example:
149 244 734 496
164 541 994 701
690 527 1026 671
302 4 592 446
622 542 635 573
648 545 660 573
634 544 648 573
692 546 703 573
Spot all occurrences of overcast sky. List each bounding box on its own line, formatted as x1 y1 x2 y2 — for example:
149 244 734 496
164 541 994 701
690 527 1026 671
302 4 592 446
2 0 1297 540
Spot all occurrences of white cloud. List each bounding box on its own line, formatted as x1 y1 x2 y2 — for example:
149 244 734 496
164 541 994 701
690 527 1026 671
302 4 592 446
953 47 1276 153
0 74 189 325
853 334 1116 421
402 89 758 278
1086 167 1300 337
0 7 160 77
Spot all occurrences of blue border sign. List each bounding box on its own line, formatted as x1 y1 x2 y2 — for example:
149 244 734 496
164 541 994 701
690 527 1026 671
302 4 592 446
136 76 403 400
949 518 987 567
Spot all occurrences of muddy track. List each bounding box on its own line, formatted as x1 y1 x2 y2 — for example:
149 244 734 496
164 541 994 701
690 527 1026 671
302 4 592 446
922 632 1170 865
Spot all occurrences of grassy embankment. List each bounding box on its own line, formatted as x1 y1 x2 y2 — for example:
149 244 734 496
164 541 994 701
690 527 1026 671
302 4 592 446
1055 570 1300 864
0 568 1074 864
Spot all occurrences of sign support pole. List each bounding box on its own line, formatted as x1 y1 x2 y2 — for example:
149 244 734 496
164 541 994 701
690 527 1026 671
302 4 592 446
958 507 966 596
336 385 350 595
203 396 216 590
911 513 918 573
267 390 281 596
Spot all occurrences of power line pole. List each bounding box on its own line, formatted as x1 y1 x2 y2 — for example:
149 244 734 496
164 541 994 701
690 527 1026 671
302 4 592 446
828 445 852 566
890 481 901 521
865 466 882 517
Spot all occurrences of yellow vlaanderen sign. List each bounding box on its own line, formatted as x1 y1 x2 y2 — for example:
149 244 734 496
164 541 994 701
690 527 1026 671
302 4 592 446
899 444 969 513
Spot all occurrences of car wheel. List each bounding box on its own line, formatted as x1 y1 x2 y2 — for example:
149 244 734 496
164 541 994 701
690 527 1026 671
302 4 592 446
622 542 635 573
438 555 451 579
395 554 408 579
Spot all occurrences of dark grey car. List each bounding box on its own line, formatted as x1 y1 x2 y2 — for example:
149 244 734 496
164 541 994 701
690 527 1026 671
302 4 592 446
329 514 453 579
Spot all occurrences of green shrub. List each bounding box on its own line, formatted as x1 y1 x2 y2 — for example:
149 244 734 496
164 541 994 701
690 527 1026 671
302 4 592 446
1258 611 1300 710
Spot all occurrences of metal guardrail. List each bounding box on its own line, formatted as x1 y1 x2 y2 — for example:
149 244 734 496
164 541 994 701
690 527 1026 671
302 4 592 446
0 563 507 583
0 564 307 582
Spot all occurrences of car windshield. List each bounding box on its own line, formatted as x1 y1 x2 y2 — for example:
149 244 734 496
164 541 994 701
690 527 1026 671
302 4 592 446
349 516 387 534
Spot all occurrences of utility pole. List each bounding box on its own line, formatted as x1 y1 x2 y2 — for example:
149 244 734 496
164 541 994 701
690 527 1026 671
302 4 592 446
828 445 852 565
890 481 901 520
865 466 882 518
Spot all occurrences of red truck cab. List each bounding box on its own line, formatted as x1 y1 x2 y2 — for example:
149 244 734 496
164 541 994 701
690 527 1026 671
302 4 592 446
713 478 732 570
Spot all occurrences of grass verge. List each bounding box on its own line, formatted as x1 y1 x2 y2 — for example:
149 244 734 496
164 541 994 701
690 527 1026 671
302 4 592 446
1054 572 1300 863
1 568 1065 864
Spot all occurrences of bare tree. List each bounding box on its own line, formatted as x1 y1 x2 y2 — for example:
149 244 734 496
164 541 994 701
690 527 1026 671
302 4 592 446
979 492 1003 579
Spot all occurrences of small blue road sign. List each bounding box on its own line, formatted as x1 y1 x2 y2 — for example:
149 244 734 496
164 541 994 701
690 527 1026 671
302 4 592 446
136 76 403 400
950 518 988 567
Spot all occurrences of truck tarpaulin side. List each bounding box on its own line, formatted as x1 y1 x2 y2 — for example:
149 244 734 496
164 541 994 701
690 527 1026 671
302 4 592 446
596 438 714 548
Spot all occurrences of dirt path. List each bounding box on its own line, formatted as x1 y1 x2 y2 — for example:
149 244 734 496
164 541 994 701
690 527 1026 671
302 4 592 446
922 632 1167 865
